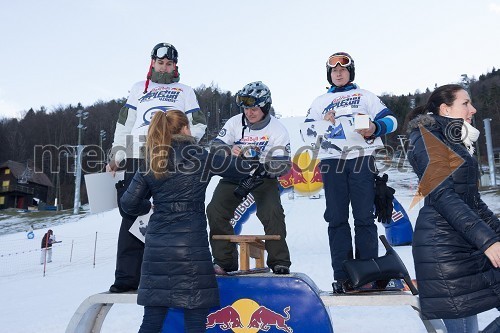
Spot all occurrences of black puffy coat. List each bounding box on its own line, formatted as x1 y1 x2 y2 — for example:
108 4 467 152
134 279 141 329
120 135 252 309
407 114 500 319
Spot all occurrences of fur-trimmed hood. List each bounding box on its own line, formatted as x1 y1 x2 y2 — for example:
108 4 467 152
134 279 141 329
407 113 465 144
171 134 197 144
406 114 437 133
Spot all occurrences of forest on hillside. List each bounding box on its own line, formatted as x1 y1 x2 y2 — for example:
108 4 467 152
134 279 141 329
1 69 499 208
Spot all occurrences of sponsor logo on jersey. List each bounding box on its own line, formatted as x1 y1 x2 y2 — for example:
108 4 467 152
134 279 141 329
322 95 361 114
139 106 173 128
218 128 227 137
235 136 270 155
138 86 182 103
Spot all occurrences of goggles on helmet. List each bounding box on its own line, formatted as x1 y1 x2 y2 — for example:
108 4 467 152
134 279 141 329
236 94 265 108
327 54 352 68
153 45 178 61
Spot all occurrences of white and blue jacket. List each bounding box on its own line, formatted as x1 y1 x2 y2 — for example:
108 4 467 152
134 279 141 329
305 83 397 160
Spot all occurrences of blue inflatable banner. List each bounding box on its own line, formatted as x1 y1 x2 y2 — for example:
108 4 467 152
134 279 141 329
383 197 413 246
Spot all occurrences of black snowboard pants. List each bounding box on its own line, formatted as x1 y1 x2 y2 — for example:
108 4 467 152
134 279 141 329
207 178 291 272
113 158 144 289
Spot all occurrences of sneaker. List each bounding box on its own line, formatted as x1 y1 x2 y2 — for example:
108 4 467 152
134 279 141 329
272 265 290 275
109 284 137 293
213 264 228 276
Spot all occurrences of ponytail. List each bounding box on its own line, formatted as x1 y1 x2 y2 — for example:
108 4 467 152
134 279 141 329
146 110 189 178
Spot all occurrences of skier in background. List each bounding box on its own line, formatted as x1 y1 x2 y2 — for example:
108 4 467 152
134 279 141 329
40 229 55 264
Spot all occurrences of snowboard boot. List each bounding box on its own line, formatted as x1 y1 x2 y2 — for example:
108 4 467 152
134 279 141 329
272 265 290 275
332 280 354 294
342 235 419 295
213 264 229 276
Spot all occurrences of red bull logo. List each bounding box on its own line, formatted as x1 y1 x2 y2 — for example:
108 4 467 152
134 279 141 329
206 299 293 332
229 194 255 227
277 151 323 196
278 169 294 188
248 306 293 333
206 305 244 330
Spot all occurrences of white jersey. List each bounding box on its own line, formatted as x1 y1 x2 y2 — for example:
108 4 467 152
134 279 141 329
215 114 291 163
306 87 388 160
111 81 206 162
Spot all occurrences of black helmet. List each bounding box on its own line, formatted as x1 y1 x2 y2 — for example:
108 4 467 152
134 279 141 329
151 43 178 62
326 52 355 86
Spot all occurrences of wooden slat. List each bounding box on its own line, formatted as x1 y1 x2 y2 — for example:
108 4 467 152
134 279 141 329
212 235 281 242
239 243 250 271
249 244 262 259
212 235 280 272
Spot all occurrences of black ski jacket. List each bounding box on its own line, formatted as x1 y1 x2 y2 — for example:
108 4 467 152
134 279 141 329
407 114 500 319
120 134 251 309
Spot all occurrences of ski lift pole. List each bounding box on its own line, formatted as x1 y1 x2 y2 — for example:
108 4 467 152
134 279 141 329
483 118 497 186
93 232 98 268
70 239 74 263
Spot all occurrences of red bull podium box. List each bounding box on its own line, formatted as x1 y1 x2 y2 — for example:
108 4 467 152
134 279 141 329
161 273 334 332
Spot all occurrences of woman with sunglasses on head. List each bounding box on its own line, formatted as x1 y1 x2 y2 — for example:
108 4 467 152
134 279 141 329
120 110 257 333
305 52 398 293
106 42 207 294
406 84 500 333
207 81 292 275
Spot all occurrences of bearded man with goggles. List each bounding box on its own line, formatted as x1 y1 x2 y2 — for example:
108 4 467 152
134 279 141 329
305 52 398 293
106 42 207 294
208 81 292 275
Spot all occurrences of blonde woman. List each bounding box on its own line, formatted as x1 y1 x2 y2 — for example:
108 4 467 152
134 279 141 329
121 110 256 333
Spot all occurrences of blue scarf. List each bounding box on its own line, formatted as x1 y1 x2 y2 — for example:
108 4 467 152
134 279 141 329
327 83 358 93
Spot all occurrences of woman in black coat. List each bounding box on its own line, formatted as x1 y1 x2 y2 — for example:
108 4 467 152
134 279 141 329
120 110 255 333
406 84 500 333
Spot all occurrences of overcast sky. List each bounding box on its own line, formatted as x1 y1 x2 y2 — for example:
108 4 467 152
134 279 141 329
1 0 499 119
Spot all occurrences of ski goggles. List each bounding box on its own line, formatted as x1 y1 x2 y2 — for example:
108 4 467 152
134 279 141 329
327 54 352 68
236 94 265 107
152 45 178 61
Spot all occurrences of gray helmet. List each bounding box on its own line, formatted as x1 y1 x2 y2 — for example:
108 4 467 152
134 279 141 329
235 81 272 113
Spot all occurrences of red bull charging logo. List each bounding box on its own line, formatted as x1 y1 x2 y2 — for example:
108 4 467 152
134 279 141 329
278 151 323 196
206 298 293 332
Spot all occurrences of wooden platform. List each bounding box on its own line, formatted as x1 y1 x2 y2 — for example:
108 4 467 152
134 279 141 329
66 275 441 333
212 234 280 272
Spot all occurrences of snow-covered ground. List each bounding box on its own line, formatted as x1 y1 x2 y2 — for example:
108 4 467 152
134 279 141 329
1 116 499 333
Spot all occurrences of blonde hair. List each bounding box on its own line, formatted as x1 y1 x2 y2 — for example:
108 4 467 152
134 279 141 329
146 110 189 178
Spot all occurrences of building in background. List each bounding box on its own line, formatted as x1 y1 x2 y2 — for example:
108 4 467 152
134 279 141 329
0 160 53 210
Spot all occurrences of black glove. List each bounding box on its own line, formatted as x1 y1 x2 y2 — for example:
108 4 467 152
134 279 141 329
234 174 264 200
374 174 396 224
252 163 268 178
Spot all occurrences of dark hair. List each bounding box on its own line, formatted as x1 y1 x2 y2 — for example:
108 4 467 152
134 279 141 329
406 84 464 122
